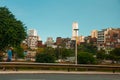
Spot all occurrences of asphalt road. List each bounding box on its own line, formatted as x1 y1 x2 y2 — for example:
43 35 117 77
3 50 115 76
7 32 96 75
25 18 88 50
0 73 120 80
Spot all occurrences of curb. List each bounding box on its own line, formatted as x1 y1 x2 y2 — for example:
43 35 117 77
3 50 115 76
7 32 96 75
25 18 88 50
0 71 120 74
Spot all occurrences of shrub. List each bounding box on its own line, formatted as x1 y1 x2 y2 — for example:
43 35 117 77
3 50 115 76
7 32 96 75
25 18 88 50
77 52 96 64
35 53 55 63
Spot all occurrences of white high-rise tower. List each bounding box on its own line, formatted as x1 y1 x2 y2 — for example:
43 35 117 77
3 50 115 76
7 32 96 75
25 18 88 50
72 22 79 40
28 29 37 36
27 29 39 49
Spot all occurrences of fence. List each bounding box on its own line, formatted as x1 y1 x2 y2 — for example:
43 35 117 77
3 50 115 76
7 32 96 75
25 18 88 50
0 62 120 73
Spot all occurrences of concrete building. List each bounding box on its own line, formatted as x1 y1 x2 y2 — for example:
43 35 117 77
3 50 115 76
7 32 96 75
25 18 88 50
91 30 98 38
97 28 111 50
84 36 97 46
37 40 44 48
97 28 120 51
45 37 54 47
56 37 62 46
27 29 39 49
97 30 105 50
28 29 37 36
78 36 85 44
62 38 71 49
105 28 120 49
56 37 71 49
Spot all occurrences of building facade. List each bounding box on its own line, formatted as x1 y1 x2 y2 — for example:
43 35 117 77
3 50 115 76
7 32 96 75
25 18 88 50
56 37 63 46
91 30 98 38
27 29 39 49
97 28 120 51
45 37 54 47
28 29 37 36
78 36 85 44
105 28 120 50
56 37 72 49
97 30 105 50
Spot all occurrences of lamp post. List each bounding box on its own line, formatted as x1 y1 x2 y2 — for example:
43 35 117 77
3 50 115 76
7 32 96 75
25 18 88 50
74 29 79 65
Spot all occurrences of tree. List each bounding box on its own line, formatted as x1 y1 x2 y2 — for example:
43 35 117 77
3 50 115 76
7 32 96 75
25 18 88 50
0 7 26 52
14 46 24 59
36 47 44 54
77 52 96 64
96 49 106 63
54 47 74 60
78 43 97 54
35 53 55 63
61 48 73 59
109 48 120 63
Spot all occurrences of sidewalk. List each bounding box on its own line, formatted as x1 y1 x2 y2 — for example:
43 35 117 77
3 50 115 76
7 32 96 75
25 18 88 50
0 70 120 74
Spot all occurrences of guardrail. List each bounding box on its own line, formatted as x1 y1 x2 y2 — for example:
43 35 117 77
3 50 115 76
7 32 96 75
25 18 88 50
0 62 120 73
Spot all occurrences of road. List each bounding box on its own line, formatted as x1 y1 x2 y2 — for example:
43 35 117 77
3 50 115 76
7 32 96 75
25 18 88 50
0 73 120 80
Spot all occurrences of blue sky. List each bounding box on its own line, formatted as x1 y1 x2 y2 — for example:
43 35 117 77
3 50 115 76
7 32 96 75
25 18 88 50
0 0 120 42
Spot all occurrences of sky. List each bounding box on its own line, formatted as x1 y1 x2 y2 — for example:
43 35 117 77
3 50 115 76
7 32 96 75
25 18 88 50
0 0 120 42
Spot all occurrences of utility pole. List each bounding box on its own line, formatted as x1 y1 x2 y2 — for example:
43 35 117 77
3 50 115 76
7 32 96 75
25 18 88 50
72 22 79 65
74 29 79 65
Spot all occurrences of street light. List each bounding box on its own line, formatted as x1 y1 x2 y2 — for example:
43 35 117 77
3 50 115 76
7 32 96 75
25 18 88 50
74 29 79 65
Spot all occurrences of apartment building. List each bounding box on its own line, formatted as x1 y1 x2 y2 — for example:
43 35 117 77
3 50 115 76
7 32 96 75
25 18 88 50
45 37 54 47
97 28 120 51
91 30 98 38
105 28 120 49
27 29 39 49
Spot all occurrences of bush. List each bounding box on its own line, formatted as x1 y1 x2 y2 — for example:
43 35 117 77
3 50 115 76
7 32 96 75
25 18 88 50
35 53 55 63
14 46 24 59
77 52 96 64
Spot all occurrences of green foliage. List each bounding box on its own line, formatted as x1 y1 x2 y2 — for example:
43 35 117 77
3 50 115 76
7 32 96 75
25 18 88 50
54 47 74 60
109 48 120 63
54 48 59 59
61 48 73 59
35 53 55 63
78 43 97 54
96 50 106 60
43 47 56 59
77 52 96 64
14 46 24 58
43 47 54 54
110 48 120 56
0 7 26 51
35 47 74 63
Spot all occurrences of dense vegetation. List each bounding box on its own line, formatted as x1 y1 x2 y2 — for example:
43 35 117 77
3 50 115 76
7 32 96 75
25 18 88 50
0 7 26 61
36 53 55 63
77 52 96 64
0 7 26 51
